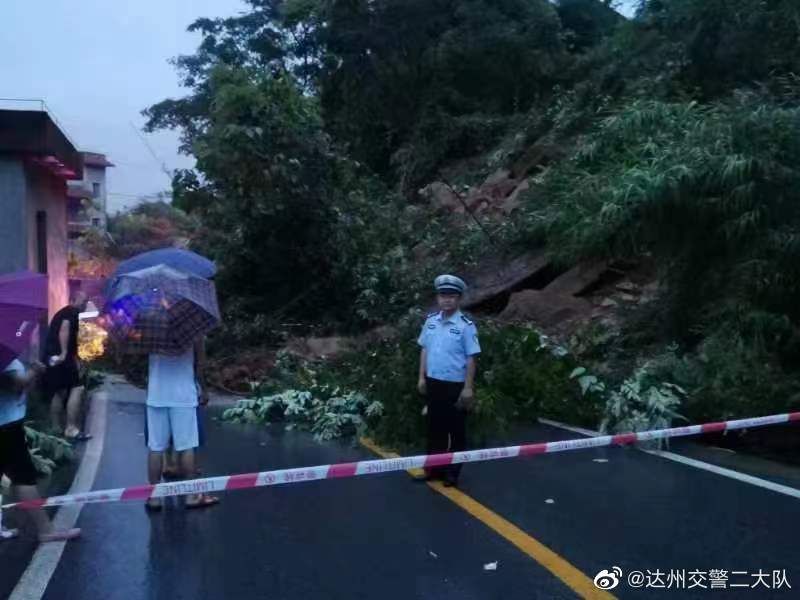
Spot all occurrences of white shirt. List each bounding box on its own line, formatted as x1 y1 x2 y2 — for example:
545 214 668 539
147 348 199 408
0 360 27 426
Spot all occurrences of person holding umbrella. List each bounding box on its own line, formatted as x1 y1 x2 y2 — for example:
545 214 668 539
144 338 217 510
105 256 220 510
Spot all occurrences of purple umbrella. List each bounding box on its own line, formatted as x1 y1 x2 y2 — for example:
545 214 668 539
0 271 48 369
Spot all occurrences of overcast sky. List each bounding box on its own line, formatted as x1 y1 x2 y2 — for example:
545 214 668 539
2 0 637 214
1 0 245 213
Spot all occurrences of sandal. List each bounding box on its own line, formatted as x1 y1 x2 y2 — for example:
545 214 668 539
39 528 81 543
185 494 219 509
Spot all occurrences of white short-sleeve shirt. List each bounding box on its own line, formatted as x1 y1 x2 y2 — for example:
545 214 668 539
147 347 199 408
417 310 481 383
0 360 27 426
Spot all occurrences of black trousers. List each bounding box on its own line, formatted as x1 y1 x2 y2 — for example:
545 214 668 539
425 377 467 479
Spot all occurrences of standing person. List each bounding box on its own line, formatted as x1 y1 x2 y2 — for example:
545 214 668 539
155 338 208 480
144 338 218 510
0 358 81 543
43 291 90 441
416 274 481 487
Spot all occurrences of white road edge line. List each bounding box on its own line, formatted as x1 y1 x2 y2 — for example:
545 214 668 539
538 417 800 500
10 389 109 600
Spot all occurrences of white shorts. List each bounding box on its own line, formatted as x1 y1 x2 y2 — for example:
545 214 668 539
146 406 199 452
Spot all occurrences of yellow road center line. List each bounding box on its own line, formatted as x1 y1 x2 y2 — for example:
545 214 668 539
359 437 616 600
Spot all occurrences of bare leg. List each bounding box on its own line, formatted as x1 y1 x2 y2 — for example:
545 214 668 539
16 485 50 534
180 449 199 504
145 451 164 510
182 449 217 508
179 449 196 481
50 392 65 433
148 451 164 485
17 485 80 542
162 448 179 477
64 386 85 438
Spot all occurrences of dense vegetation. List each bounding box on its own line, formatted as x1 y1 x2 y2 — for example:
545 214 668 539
144 0 800 445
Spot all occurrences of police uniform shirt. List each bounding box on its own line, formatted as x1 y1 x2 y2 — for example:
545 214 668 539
417 310 481 383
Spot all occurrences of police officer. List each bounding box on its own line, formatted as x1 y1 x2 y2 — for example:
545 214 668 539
416 274 481 487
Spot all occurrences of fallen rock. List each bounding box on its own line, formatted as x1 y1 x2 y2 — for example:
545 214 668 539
500 178 530 215
461 252 551 309
511 138 568 179
544 261 609 297
281 326 398 363
615 281 640 293
419 182 463 213
285 336 355 361
499 289 593 328
208 350 276 394
482 168 512 187
357 325 399 346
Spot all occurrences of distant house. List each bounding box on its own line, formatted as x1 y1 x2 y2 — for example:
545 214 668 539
67 151 114 237
0 108 82 318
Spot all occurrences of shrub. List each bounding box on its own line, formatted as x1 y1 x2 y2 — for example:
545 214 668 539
656 333 800 423
24 427 74 476
233 316 606 451
222 383 383 442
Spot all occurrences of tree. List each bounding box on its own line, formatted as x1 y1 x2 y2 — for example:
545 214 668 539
167 66 351 317
320 0 569 181
639 0 800 97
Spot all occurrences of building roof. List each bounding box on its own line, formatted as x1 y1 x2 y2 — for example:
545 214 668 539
0 109 82 178
82 151 114 168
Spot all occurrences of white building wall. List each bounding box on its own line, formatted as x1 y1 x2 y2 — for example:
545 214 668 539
83 165 108 228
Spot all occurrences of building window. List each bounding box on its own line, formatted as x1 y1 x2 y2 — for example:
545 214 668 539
36 211 48 274
92 182 101 198
91 218 101 227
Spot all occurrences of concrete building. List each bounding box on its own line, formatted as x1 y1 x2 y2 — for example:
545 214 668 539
67 151 114 237
0 108 82 318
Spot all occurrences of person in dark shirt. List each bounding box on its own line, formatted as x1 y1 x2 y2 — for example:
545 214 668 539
43 291 90 440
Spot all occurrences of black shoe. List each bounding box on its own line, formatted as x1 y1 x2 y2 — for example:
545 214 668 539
413 473 436 483
442 474 459 488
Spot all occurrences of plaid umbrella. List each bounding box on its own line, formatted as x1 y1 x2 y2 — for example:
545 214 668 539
0 271 48 369
104 265 220 355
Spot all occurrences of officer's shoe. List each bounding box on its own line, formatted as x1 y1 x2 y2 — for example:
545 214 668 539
413 473 436 483
442 473 459 488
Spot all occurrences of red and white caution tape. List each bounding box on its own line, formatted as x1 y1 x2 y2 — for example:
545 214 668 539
4 411 799 511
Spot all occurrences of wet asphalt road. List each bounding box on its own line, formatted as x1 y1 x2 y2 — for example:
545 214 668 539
3 380 800 600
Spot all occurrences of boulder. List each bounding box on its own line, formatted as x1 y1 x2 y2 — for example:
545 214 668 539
499 290 593 328
500 178 530 215
482 168 512 187
615 281 640 293
284 336 355 361
419 182 463 213
511 139 568 179
461 251 551 309
357 325 399 346
544 260 609 297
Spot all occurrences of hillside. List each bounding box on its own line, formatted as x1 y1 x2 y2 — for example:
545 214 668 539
138 0 800 450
